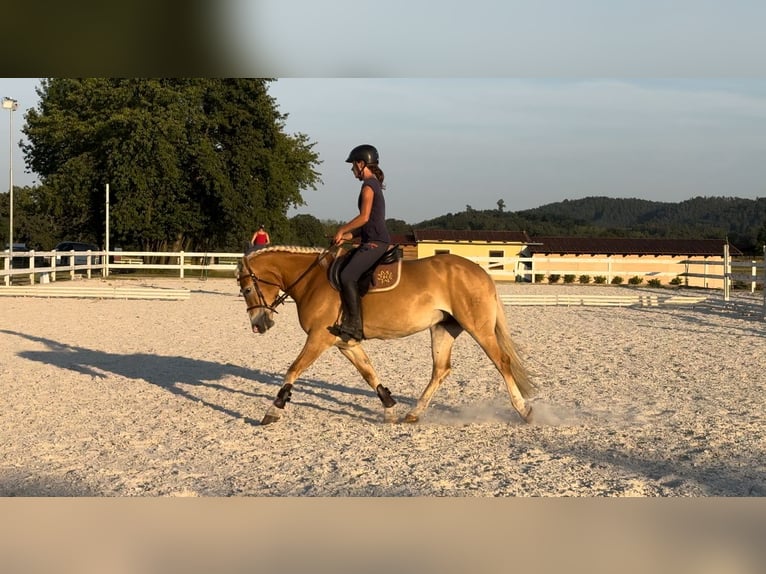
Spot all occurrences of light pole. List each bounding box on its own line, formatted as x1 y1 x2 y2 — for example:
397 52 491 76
3 97 18 272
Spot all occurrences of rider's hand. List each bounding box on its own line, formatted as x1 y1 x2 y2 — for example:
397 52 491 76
333 231 351 245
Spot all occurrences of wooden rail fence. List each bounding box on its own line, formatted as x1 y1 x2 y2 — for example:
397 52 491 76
499 294 708 307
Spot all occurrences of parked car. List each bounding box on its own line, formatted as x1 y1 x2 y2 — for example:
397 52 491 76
54 242 102 266
3 243 32 269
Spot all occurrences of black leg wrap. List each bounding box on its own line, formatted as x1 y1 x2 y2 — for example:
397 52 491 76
376 384 396 408
274 383 293 409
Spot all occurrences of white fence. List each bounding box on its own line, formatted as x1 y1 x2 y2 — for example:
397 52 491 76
473 253 765 291
1 250 243 286
2 247 764 297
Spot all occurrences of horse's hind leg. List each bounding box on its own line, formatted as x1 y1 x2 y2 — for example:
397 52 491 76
466 320 533 424
337 343 397 423
404 319 463 423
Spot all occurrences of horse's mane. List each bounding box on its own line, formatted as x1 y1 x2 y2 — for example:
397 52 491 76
237 245 327 275
247 245 326 258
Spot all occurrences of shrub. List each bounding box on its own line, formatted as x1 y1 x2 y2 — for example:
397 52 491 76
563 274 576 284
628 276 644 285
610 276 624 285
578 274 590 284
548 274 561 284
647 278 662 288
534 274 545 283
593 275 607 284
669 276 683 286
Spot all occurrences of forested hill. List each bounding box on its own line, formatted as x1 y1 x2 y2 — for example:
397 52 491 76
411 196 766 254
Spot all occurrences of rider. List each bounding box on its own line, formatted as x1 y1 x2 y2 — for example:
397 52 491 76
328 144 391 342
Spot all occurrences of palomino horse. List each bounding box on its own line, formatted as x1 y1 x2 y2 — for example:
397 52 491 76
236 246 536 425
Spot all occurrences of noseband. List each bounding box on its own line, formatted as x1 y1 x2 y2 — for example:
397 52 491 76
240 247 334 313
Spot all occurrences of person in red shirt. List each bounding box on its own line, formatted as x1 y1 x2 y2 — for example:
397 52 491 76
251 224 271 247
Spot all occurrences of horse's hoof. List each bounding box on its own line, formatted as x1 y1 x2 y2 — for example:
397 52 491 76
522 405 534 424
403 413 419 424
383 410 398 424
261 414 281 425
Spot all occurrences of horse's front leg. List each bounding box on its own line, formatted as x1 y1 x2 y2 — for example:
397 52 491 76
261 331 334 425
337 342 397 423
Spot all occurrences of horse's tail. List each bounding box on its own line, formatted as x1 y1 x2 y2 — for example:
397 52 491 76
494 295 536 398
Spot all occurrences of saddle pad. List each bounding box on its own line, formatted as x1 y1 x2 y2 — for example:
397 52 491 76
368 259 402 293
327 246 403 294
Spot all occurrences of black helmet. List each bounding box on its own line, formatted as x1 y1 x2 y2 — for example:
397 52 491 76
345 144 379 165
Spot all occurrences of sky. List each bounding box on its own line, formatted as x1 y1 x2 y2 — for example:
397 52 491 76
2 1 766 224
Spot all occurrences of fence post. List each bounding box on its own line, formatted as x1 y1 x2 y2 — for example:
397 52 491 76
28 250 36 284
179 251 185 279
723 243 731 301
751 260 757 293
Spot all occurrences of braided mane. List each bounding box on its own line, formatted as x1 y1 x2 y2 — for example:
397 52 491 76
237 245 327 277
248 245 326 258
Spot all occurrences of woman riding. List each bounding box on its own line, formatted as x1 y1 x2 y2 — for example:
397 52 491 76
328 144 391 342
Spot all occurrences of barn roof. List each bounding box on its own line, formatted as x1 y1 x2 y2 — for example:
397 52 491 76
389 232 417 245
527 236 740 257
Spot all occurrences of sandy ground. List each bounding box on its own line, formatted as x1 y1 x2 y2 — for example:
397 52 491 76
1 276 765 497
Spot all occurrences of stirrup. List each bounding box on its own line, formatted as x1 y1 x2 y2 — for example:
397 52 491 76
327 323 364 342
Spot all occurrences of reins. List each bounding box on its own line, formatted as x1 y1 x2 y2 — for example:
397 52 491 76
241 245 336 313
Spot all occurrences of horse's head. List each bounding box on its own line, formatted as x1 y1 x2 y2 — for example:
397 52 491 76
237 245 332 334
236 252 280 334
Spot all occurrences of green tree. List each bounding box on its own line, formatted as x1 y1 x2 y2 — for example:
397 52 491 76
386 218 411 235
286 213 328 246
21 78 321 252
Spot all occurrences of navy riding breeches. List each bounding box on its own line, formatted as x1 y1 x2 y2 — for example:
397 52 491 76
340 242 389 285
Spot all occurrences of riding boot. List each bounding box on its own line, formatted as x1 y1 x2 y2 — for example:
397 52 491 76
330 280 365 342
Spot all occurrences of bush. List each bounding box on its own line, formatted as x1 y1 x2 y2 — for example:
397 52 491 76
563 274 576 284
593 275 607 284
628 276 644 285
534 274 545 283
578 274 590 284
647 278 662 288
669 276 683 286
611 276 624 285
548 274 561 284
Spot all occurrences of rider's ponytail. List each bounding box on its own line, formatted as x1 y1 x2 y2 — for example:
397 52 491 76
368 165 385 188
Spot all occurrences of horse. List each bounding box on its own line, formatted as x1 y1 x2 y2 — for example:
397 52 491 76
236 245 536 425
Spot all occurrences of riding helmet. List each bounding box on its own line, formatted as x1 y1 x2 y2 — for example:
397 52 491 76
345 144 379 165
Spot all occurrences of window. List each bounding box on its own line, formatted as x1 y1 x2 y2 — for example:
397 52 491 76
434 249 450 255
489 250 504 270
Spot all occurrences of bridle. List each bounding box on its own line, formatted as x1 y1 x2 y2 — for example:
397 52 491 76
239 246 335 313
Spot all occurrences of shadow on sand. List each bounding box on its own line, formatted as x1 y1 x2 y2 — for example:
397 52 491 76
2 329 397 425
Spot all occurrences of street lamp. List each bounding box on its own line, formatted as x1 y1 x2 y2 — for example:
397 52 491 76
3 97 18 273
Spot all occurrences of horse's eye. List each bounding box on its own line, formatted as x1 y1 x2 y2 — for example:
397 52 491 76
241 287 252 296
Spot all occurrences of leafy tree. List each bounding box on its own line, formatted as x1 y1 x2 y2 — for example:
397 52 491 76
386 218 412 235
286 214 328 247
21 78 321 251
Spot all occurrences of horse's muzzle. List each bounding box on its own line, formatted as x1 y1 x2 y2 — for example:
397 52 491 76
251 311 275 334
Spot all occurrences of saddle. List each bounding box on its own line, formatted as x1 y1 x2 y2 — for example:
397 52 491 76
328 245 403 296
